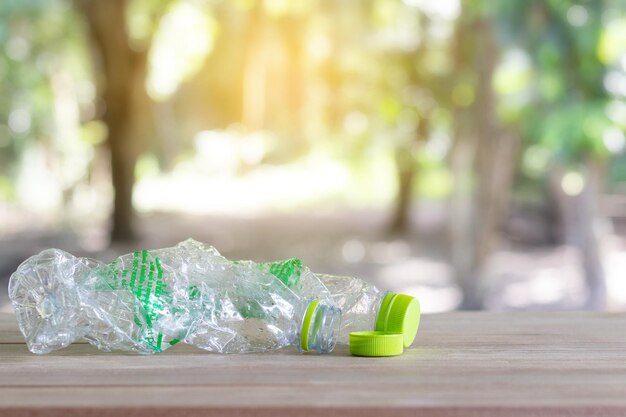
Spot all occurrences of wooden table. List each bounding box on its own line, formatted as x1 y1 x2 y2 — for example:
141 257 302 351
1 312 625 417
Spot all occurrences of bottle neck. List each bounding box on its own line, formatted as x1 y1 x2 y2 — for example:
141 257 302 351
298 301 341 353
374 291 395 331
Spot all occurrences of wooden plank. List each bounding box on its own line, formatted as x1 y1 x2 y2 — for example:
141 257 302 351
1 312 626 417
0 313 26 344
3 406 626 417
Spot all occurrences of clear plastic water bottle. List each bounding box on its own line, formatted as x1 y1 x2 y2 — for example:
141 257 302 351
260 260 421 348
9 239 341 355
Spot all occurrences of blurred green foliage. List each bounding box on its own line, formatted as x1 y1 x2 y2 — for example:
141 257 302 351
0 0 625 215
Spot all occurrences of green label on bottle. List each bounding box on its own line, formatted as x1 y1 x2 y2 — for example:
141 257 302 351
260 258 303 288
100 250 172 352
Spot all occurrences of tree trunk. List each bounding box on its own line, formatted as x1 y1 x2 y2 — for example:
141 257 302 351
550 160 607 309
389 118 430 234
109 145 136 241
389 150 418 234
77 0 150 242
448 127 478 307
449 18 519 310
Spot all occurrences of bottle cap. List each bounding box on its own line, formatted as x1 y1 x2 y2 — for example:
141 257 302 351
300 299 320 352
349 331 403 357
375 292 420 348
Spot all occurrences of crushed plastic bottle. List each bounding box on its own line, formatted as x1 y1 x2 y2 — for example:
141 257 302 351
260 260 420 347
9 239 341 355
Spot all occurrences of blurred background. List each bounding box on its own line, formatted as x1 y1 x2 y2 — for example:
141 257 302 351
1 0 626 314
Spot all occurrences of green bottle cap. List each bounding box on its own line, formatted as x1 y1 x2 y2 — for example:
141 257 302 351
375 292 421 348
349 331 403 357
300 299 320 352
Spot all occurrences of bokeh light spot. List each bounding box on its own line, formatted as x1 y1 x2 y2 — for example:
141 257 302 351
603 127 626 154
567 5 588 27
342 240 366 263
561 171 585 197
5 37 30 61
8 109 31 134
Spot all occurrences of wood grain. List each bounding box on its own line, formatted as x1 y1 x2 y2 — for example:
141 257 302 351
1 312 625 417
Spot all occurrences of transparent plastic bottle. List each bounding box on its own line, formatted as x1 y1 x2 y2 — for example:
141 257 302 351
261 260 421 347
245 258 335 311
9 239 341 355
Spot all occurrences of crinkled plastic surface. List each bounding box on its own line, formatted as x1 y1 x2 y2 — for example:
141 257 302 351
316 274 381 344
9 239 340 355
258 260 382 345
247 258 336 312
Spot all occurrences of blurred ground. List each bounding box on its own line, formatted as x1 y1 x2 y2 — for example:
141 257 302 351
3 206 626 315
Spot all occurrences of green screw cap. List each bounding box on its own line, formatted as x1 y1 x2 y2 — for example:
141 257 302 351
375 292 420 348
300 299 320 352
349 331 403 357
